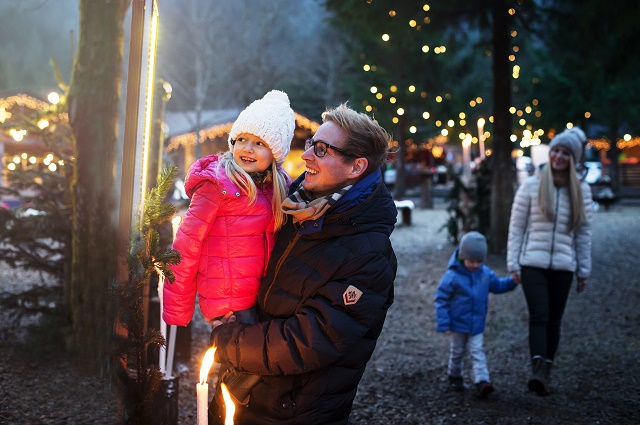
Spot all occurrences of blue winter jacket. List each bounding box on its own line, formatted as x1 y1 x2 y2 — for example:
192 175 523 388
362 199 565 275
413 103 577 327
434 249 516 335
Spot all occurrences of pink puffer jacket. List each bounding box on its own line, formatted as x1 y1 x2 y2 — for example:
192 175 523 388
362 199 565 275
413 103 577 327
163 154 279 326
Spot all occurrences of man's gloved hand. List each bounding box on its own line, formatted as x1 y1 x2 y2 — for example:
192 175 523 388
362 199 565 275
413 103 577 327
209 311 237 363
222 369 262 406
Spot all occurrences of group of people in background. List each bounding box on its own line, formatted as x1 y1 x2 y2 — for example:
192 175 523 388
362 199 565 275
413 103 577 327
436 126 592 400
161 89 592 424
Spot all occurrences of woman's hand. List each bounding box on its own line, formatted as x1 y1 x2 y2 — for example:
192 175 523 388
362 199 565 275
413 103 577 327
576 277 587 293
511 271 522 285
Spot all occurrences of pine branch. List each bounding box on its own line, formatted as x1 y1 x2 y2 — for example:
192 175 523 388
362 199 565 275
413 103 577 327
110 164 181 423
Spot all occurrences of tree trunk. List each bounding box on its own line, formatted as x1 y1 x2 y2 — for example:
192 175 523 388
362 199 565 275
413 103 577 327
489 1 514 254
67 0 130 375
607 123 620 193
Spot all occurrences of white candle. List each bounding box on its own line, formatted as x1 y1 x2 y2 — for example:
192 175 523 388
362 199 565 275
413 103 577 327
166 325 177 377
197 347 217 425
157 270 167 376
462 135 472 176
171 215 182 241
477 118 486 160
197 382 209 425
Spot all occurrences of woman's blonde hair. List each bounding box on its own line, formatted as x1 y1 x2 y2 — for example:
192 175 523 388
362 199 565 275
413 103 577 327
220 151 288 231
537 155 586 231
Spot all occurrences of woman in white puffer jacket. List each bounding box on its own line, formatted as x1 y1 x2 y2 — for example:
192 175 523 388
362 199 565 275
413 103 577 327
507 127 592 397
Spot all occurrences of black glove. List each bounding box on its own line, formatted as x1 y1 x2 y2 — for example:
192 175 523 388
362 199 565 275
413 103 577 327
209 325 231 363
210 308 257 363
222 369 262 406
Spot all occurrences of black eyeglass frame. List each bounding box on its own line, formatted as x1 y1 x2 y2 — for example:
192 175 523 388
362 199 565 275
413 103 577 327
305 138 359 158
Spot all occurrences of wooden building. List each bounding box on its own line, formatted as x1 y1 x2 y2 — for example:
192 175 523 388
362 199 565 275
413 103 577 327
164 109 320 181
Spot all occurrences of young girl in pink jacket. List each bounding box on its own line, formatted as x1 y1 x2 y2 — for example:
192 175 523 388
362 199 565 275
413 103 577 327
163 90 294 327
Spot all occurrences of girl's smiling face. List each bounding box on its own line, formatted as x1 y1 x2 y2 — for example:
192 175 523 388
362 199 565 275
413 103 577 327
232 133 274 173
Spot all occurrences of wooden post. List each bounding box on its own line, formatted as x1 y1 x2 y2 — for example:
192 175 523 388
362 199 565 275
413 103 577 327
420 170 433 209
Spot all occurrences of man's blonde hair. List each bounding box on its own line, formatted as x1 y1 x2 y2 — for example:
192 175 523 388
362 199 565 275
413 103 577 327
322 103 392 174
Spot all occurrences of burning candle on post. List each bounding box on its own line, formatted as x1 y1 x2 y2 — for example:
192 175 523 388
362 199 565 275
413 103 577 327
171 215 182 241
197 346 217 425
477 118 486 160
462 134 472 177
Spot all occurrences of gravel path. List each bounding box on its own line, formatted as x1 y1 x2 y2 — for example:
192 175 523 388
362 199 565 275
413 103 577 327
1 204 638 424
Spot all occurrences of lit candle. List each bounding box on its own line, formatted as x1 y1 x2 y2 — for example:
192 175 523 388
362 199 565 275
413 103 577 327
157 270 167 376
462 134 472 176
221 383 236 425
171 215 182 241
477 118 486 160
197 347 217 425
162 214 181 377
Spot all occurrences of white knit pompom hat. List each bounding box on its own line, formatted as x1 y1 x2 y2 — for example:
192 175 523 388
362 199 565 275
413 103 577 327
228 90 295 165
549 127 586 163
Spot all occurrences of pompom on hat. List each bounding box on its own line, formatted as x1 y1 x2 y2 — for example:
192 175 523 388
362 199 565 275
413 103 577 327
459 231 487 263
228 90 295 165
549 127 586 164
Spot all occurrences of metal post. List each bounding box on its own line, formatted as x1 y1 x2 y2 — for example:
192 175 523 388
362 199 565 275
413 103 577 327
117 0 159 331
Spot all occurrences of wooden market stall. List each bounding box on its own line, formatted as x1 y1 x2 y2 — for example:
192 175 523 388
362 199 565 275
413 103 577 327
164 109 320 181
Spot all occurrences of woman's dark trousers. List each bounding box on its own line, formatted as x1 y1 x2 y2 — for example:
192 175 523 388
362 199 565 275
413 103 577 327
521 266 573 360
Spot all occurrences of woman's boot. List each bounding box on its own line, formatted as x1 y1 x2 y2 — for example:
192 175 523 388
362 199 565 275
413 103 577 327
528 356 550 396
545 359 553 384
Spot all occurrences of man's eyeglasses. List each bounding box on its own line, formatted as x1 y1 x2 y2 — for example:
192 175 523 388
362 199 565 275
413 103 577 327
305 138 359 158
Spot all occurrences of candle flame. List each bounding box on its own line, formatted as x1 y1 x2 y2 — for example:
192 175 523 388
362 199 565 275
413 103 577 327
199 346 216 384
221 382 236 425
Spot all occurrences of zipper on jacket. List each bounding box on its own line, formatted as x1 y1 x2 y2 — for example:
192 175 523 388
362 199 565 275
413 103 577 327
261 230 302 306
548 188 560 269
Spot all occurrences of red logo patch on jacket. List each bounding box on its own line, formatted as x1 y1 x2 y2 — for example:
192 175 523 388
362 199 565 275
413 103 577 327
343 285 363 305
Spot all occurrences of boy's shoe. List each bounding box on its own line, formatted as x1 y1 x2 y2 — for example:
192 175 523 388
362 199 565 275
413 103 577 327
475 381 494 399
448 375 464 392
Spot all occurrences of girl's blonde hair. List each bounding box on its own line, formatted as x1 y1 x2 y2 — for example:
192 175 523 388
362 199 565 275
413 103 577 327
537 155 586 231
220 151 288 231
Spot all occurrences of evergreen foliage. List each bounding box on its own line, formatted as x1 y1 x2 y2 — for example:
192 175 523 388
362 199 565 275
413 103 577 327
111 165 181 425
0 102 72 281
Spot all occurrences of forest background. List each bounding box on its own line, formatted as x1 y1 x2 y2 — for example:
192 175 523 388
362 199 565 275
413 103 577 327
1 0 639 386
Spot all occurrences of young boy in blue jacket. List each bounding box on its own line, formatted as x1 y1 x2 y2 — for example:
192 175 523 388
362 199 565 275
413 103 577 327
435 231 517 398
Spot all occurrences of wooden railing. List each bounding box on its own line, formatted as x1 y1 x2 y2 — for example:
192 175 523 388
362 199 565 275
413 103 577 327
603 163 640 187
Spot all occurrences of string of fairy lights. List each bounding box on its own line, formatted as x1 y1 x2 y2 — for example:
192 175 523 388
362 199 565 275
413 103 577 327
165 113 320 153
1 93 67 174
358 2 639 159
1 2 638 174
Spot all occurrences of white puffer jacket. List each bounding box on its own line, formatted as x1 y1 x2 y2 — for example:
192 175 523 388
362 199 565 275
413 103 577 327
507 174 593 278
